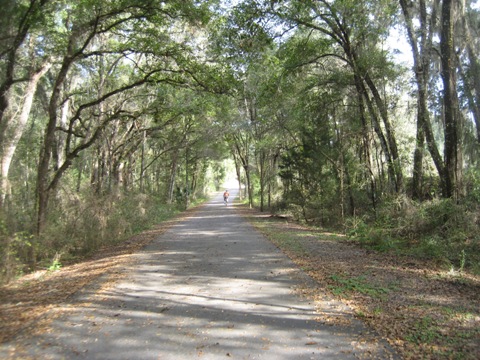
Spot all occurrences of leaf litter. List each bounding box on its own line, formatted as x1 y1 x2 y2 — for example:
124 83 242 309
241 206 480 360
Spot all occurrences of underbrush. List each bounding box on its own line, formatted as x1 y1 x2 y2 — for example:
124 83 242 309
345 196 480 274
245 204 479 359
0 192 181 285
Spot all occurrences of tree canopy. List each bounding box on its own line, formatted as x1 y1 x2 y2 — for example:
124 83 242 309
1 0 479 280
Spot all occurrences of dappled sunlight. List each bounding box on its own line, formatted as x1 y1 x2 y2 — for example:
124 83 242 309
245 211 480 358
43 277 365 360
409 293 459 307
2 192 397 359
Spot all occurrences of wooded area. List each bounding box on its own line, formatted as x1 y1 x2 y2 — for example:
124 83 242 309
0 0 479 283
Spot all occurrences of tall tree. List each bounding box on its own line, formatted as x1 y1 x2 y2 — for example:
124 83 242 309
34 0 225 235
458 1 480 144
0 0 52 207
399 0 446 199
440 0 461 199
269 0 404 194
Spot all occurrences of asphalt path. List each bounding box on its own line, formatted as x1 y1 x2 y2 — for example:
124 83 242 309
8 189 397 359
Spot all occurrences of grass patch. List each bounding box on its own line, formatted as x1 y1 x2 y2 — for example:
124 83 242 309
328 274 391 299
250 219 311 257
405 316 442 345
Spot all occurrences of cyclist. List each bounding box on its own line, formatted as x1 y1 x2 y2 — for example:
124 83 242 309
223 190 230 206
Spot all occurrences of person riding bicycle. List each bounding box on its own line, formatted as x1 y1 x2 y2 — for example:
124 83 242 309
223 190 230 205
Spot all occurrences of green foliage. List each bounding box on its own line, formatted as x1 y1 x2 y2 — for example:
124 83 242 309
465 168 480 203
405 316 442 346
328 274 391 299
277 30 334 71
43 192 180 256
212 162 226 191
345 215 402 252
213 0 274 65
0 223 33 283
47 253 62 272
345 196 480 273
2 0 479 292
0 191 182 284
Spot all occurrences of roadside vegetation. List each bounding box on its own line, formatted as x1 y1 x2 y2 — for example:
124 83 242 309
0 207 191 344
346 195 480 275
0 193 183 283
243 205 480 360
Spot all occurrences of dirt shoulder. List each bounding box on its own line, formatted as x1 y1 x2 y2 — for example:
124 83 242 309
238 205 480 360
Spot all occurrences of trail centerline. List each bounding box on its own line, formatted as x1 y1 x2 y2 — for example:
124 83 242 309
7 190 397 359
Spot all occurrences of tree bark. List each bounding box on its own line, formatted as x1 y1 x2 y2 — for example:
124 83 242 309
258 149 266 212
166 152 179 204
354 72 396 194
440 0 460 198
231 149 243 201
233 136 253 208
363 72 403 193
0 61 51 207
0 0 49 126
36 25 79 234
354 77 376 210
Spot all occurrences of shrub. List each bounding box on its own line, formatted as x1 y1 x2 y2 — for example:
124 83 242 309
346 196 480 273
40 191 179 258
0 190 180 285
0 221 33 284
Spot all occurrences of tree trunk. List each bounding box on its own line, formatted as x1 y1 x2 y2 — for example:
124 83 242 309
345 166 355 217
400 0 425 199
190 159 199 200
440 0 460 199
258 149 266 212
166 152 179 204
233 139 253 208
36 50 75 235
0 62 51 207
232 150 243 201
354 73 394 195
244 163 253 208
400 0 444 199
140 130 146 192
0 0 48 126
363 72 403 193
354 76 376 210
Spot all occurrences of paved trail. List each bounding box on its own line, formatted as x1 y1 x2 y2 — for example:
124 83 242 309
7 190 397 359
